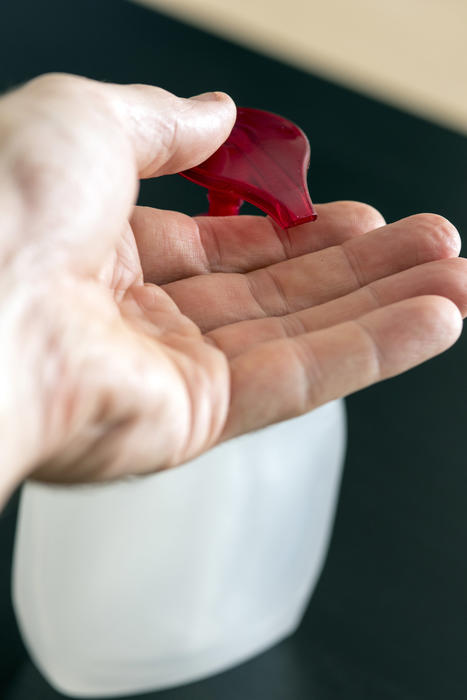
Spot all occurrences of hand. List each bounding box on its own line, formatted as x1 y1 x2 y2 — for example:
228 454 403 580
1 74 466 501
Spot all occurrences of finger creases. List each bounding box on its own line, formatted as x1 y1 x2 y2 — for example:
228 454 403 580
208 257 467 358
163 213 461 332
221 296 462 441
131 200 385 285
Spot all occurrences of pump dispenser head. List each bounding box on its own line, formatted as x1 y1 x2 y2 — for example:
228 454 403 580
180 107 317 229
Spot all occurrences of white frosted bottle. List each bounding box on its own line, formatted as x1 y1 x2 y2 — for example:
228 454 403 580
12 399 346 698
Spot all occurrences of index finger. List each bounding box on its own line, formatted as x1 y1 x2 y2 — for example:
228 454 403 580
131 201 386 285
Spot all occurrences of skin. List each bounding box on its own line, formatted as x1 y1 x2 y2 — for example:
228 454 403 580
1 73 467 506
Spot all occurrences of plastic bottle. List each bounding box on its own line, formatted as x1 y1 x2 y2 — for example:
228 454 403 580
13 400 346 697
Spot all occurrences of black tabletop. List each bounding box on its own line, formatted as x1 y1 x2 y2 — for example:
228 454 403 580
2 1 467 699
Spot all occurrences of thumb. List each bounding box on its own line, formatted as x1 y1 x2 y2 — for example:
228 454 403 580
104 83 237 178
0 75 236 272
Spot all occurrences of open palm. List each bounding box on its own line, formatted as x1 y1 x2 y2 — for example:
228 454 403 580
2 74 466 490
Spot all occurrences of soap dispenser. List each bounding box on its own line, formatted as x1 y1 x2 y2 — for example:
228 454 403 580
12 107 346 698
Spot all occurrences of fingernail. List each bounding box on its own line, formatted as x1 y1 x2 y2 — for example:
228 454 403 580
189 91 225 102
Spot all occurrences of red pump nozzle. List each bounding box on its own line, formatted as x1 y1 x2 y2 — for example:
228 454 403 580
180 107 317 229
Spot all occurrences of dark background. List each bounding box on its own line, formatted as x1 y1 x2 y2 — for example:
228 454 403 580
1 1 467 698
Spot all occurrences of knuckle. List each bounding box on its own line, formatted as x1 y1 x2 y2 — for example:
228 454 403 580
26 73 113 125
128 84 173 101
27 72 87 96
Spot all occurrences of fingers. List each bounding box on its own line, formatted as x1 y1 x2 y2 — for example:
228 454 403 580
221 296 462 440
208 257 467 357
1 74 235 273
131 201 385 284
163 213 461 331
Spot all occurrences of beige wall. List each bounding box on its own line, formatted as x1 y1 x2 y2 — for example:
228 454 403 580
135 0 467 135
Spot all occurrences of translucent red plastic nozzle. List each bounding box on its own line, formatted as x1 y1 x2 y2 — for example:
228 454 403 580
180 107 317 229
